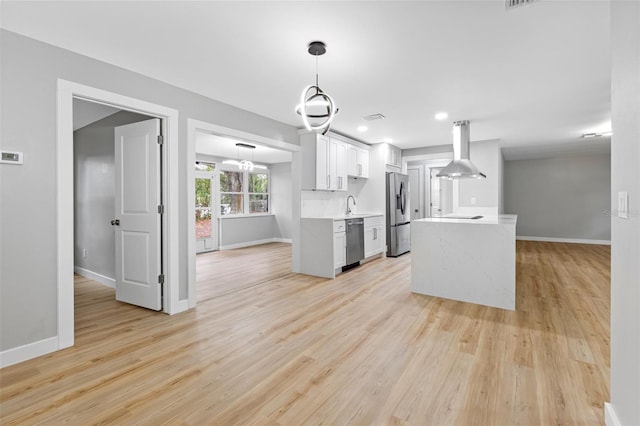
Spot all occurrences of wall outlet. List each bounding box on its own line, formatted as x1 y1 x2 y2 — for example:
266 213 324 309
618 191 629 219
471 197 476 205
82 248 87 258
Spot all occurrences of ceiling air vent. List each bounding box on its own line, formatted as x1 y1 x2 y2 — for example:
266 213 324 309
362 113 386 121
505 0 538 10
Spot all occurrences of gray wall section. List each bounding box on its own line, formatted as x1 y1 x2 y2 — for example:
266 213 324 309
457 140 499 208
73 110 151 280
610 0 640 423
0 30 299 351
219 216 276 247
504 154 611 241
270 162 292 239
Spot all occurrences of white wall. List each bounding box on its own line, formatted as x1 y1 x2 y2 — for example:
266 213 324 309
608 0 640 424
219 216 277 248
504 154 611 242
74 110 151 282
456 140 500 213
0 30 299 352
270 162 292 240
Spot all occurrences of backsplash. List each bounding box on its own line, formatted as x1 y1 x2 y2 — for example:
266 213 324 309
301 178 367 217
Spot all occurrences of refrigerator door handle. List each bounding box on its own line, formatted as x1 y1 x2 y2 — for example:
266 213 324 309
399 182 405 216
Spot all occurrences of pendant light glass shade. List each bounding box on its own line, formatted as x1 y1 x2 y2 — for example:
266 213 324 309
296 41 338 135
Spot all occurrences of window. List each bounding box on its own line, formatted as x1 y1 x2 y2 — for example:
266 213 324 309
219 167 270 216
248 173 269 214
220 170 244 215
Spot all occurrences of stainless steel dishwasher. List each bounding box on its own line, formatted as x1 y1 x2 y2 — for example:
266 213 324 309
345 218 364 268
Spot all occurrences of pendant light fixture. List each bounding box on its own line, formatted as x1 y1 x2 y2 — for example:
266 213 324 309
222 143 267 171
295 41 338 135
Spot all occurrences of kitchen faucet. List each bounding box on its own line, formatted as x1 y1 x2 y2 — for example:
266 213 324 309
346 195 356 215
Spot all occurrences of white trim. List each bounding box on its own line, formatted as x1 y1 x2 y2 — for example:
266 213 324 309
219 238 289 251
219 213 275 220
56 80 183 357
0 336 58 368
272 238 292 244
516 236 611 245
74 267 115 288
604 403 621 426
187 119 300 309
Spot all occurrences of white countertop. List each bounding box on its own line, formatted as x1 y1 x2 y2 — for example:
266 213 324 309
415 214 517 225
302 213 384 221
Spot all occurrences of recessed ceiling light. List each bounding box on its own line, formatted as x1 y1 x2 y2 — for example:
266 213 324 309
357 125 368 132
435 112 448 121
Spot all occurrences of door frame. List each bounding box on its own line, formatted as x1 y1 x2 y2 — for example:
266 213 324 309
187 119 300 309
57 79 181 350
407 165 424 220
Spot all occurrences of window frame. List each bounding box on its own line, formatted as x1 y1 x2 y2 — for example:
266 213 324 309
218 163 271 217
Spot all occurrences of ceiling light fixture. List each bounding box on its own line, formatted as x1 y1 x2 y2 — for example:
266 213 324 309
435 112 449 120
222 143 267 171
295 41 338 135
357 125 368 132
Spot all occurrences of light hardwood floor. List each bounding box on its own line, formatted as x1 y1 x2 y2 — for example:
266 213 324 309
0 241 610 425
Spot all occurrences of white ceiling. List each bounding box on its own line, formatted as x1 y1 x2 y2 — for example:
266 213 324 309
1 1 611 156
196 132 292 164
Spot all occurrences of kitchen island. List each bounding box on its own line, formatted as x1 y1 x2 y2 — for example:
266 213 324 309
411 215 517 310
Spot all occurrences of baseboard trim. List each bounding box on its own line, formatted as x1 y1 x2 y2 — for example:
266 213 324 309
172 299 190 315
516 236 611 245
604 403 621 426
74 266 115 288
220 238 291 250
272 238 292 244
0 336 59 369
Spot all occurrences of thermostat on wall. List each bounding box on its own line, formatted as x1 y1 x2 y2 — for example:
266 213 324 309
0 151 23 165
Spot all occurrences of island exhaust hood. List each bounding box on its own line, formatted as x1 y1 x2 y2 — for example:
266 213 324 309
437 120 486 179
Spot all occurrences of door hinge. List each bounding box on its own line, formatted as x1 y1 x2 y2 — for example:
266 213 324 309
157 135 164 145
158 274 165 285
158 204 164 214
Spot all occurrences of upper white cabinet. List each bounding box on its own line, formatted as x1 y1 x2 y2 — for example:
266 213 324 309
347 145 369 178
385 144 402 168
301 133 346 191
301 132 362 191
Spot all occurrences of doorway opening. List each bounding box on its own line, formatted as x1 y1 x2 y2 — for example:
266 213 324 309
73 98 155 289
429 167 453 217
57 80 181 351
186 119 301 309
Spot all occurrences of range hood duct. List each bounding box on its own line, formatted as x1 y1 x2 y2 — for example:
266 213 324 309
437 120 486 179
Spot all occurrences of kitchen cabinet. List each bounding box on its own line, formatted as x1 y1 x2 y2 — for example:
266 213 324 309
347 145 369 178
333 220 346 269
331 138 348 190
364 215 384 258
385 144 402 168
301 132 347 191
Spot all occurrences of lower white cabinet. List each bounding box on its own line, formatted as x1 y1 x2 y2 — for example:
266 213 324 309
334 231 346 269
364 216 384 258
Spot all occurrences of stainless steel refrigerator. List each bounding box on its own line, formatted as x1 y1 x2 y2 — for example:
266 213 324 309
386 172 411 257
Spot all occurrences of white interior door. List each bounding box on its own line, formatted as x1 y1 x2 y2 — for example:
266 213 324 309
114 118 162 310
408 168 422 220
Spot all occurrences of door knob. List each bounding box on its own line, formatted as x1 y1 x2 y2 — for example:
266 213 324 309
111 219 120 226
